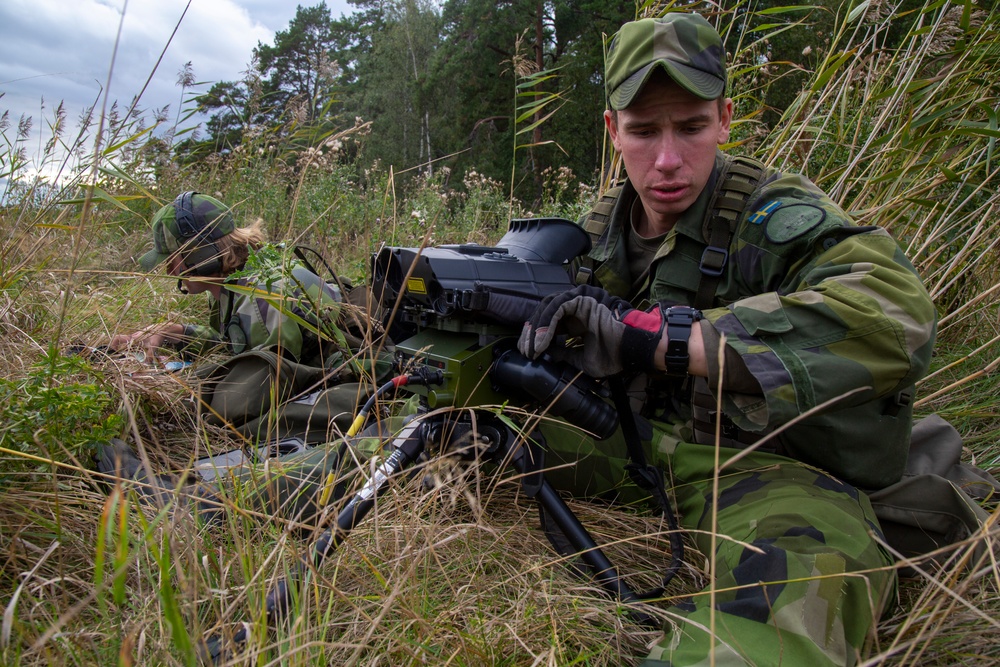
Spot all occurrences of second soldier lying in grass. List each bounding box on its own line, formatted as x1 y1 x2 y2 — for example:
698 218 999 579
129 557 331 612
100 192 392 512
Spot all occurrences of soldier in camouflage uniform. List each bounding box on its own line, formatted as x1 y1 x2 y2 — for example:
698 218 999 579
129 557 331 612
518 13 936 666
100 192 382 525
111 192 348 366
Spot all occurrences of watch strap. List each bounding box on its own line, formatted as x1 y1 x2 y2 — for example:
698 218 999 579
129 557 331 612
664 306 702 376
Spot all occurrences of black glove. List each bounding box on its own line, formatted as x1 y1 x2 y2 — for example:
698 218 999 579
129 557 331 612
517 285 663 377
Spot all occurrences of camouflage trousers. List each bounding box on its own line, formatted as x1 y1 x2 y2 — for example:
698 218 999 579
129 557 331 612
538 420 896 667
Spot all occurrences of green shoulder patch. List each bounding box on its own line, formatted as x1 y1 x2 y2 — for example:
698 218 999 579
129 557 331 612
764 204 826 244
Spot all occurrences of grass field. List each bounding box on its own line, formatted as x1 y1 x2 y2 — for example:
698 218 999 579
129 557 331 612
2 1 999 665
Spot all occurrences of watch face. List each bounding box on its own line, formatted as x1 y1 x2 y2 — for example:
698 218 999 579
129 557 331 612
666 306 701 320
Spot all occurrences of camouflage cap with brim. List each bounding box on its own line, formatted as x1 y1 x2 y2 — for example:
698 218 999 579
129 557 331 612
606 13 726 110
139 193 236 271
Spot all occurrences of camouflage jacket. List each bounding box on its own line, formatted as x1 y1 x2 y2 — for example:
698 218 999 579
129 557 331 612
585 151 937 489
182 261 347 366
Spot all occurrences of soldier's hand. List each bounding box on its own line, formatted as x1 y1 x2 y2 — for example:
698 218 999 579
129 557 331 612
518 286 656 377
109 323 185 363
519 287 680 377
518 290 622 376
519 286 619 354
108 333 134 351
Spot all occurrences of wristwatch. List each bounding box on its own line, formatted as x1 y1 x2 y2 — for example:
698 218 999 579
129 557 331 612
663 306 702 376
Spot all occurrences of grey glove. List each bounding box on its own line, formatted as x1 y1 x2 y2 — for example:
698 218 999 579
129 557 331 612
518 286 660 377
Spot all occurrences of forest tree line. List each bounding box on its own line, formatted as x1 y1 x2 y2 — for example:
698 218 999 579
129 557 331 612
173 0 868 204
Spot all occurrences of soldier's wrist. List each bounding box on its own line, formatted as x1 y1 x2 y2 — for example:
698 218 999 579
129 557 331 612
658 307 703 377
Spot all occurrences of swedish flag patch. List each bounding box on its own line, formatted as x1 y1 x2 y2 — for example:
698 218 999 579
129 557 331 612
749 200 781 224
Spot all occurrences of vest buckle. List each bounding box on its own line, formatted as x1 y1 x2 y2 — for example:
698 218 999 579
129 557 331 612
700 245 729 278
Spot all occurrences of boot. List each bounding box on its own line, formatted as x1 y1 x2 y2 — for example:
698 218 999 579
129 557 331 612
95 438 184 507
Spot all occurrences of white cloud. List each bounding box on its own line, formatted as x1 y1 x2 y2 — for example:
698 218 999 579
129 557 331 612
0 0 352 182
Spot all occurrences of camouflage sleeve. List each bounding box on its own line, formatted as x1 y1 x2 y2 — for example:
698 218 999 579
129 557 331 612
234 264 345 360
179 323 224 356
234 284 307 359
286 265 345 342
701 174 937 431
170 299 224 356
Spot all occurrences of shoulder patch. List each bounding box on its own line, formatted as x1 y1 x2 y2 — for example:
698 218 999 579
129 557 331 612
764 204 826 244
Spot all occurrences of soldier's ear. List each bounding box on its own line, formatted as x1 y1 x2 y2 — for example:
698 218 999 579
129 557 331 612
717 98 734 144
604 110 622 152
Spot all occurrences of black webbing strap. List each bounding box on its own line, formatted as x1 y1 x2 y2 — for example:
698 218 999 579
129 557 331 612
576 184 625 285
582 184 623 241
608 376 684 597
173 191 200 237
694 157 765 310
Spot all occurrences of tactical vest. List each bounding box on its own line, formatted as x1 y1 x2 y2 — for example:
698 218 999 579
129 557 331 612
581 155 765 309
581 156 769 451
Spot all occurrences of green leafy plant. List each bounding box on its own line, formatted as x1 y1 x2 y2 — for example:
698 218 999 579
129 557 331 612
0 348 123 477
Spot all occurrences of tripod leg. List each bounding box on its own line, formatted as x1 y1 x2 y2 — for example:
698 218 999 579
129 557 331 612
488 423 657 626
200 418 429 663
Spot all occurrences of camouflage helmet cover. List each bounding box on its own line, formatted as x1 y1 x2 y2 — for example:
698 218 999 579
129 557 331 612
605 13 727 110
139 192 236 271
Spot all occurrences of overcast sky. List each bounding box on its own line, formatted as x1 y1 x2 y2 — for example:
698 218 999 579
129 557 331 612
0 0 354 181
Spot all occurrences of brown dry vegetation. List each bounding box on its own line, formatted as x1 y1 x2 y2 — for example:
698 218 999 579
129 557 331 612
2 1 1000 666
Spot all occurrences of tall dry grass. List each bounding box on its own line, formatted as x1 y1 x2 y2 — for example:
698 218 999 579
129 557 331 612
2 1 999 665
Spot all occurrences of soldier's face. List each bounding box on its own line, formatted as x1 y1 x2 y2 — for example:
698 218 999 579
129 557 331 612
167 254 212 295
605 75 732 235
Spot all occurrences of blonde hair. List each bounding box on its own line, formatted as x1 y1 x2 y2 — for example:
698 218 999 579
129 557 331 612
216 218 267 274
